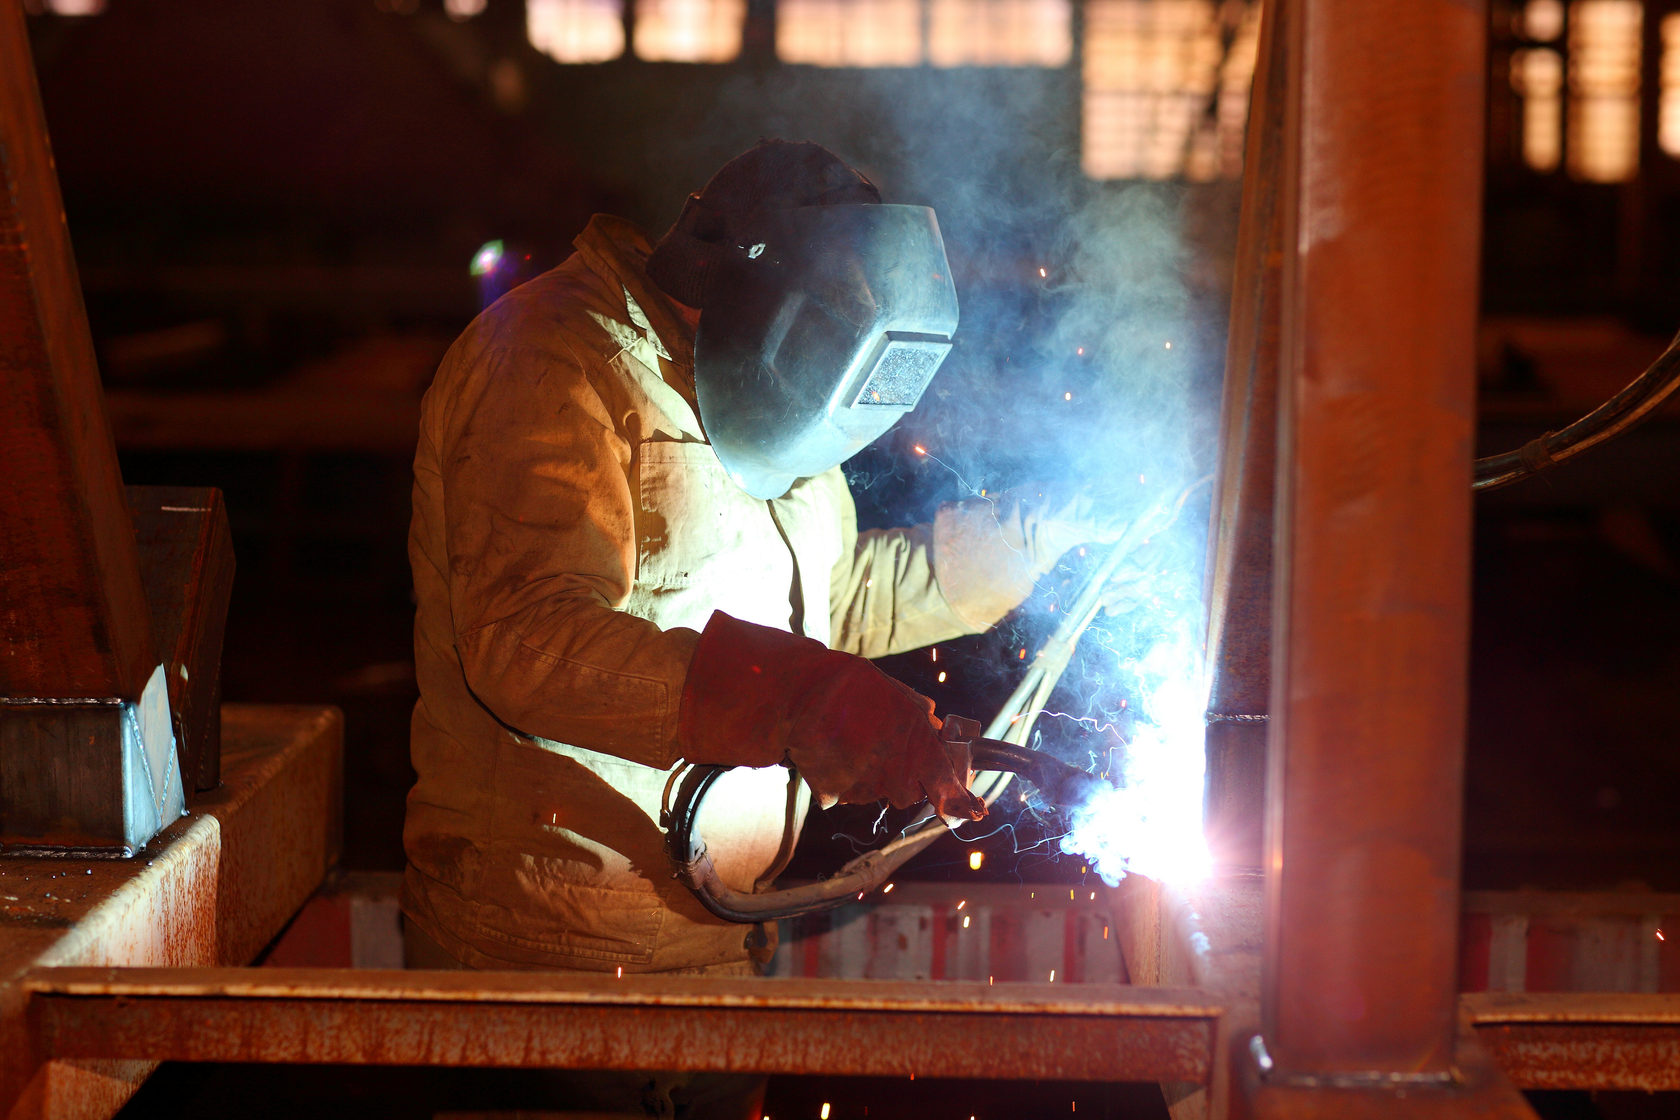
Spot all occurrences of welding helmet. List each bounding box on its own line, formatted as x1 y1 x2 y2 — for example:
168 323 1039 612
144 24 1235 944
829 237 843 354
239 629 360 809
648 143 960 499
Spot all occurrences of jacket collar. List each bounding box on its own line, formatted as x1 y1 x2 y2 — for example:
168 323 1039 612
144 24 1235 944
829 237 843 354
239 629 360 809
572 214 696 385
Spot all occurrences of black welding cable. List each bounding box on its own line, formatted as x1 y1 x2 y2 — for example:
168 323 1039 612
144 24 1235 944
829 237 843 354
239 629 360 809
1474 328 1680 492
665 742 1109 924
664 762 941 922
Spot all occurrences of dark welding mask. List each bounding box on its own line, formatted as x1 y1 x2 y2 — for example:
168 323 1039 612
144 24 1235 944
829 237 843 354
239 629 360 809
690 203 959 500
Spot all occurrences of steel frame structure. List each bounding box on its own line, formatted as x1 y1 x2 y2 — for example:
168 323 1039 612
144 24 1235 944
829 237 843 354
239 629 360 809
3 0 1679 1116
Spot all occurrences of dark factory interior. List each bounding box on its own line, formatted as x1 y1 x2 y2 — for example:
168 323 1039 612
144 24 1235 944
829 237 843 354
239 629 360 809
3 0 1680 1117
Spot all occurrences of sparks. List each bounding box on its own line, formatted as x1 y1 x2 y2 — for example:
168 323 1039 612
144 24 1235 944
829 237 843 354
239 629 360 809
821 1104 832 1120
957 899 967 910
931 648 938 662
1064 391 1072 401
937 671 947 683
962 915 971 928
1164 341 1173 349
1076 346 1084 355
883 882 895 893
1659 929 1667 941
913 445 927 456
616 966 623 978
1038 267 1047 277
969 850 983 870
1049 969 1056 982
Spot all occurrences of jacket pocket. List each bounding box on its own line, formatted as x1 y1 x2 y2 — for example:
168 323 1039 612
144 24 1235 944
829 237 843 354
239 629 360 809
633 439 791 607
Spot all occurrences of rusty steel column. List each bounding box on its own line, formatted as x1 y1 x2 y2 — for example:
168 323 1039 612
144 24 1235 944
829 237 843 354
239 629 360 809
1260 0 1484 1083
1203 0 1285 874
0 5 181 852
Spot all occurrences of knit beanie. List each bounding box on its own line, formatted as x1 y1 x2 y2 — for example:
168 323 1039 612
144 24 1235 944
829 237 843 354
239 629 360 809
646 140 881 309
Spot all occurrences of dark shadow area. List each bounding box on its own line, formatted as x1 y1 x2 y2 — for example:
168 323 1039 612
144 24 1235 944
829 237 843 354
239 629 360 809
117 1062 1174 1120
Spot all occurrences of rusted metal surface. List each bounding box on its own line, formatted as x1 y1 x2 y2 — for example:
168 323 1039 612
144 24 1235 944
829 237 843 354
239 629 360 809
1116 874 1264 1120
1234 1028 1537 1120
0 0 153 702
0 705 340 1117
1202 0 1284 875
0 2 180 855
25 968 1219 1083
129 487 236 795
1465 992 1680 1090
1259 0 1485 1085
195 705 342 966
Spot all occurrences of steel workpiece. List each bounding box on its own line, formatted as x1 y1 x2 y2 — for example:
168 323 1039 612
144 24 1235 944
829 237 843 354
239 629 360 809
1202 0 1285 877
1464 992 1680 1091
1261 0 1486 1084
25 968 1221 1083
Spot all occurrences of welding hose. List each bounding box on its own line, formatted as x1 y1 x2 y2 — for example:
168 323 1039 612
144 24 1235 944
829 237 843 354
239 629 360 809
664 740 1110 923
1473 328 1680 492
665 482 1204 924
662 552 1118 924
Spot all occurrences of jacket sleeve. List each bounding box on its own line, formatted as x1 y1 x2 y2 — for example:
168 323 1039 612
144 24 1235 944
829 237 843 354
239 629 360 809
437 343 698 769
824 472 985 658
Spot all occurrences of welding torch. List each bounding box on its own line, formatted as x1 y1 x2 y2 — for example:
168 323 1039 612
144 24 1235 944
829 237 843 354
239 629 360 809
665 479 1207 924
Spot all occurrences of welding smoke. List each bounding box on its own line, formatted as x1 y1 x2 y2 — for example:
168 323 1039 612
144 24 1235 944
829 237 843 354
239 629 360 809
671 66 1230 883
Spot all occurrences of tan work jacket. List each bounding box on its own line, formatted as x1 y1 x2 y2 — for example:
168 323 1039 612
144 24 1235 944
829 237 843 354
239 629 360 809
403 215 997 972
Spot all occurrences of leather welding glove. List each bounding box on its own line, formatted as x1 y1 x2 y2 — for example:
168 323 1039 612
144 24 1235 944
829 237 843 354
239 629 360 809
931 485 1141 629
678 611 986 822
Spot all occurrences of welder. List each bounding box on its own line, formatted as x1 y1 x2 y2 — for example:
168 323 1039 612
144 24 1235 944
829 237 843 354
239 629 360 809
402 140 1122 991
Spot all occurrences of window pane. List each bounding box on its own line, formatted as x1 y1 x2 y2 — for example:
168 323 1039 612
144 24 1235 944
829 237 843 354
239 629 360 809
1659 12 1680 157
928 0 1072 67
777 0 923 65
528 0 625 63
634 0 745 60
1525 0 1565 42
1567 0 1641 182
1512 47 1565 172
1082 0 1236 181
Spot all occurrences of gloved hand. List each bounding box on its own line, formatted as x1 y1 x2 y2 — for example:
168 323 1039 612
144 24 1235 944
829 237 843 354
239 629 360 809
932 485 1151 629
678 611 986 822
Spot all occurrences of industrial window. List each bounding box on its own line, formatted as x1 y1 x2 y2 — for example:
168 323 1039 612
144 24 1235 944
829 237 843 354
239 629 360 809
1506 0 1642 182
634 0 748 61
1568 0 1641 182
1662 12 1680 156
777 0 1071 67
927 0 1072 67
1081 0 1260 181
776 0 926 66
528 0 626 62
26 0 105 13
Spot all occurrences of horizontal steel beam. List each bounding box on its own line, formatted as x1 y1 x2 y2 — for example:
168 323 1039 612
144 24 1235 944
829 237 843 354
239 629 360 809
1465 993 1680 1091
25 968 1220 1084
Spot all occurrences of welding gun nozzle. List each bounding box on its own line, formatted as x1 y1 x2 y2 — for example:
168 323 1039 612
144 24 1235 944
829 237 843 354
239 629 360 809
967 737 1109 810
